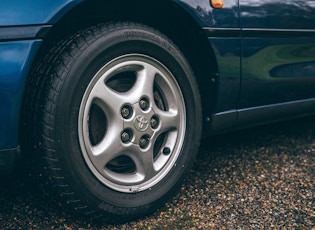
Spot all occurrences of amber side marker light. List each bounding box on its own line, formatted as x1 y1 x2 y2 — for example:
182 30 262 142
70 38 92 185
210 0 224 9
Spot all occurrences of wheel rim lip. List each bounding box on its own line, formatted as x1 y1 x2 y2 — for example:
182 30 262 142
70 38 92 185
78 54 186 193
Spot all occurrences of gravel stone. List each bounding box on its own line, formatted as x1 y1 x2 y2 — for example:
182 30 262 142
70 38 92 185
0 117 314 229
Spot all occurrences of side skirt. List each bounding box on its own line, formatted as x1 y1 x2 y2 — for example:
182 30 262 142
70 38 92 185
207 98 315 135
237 98 315 129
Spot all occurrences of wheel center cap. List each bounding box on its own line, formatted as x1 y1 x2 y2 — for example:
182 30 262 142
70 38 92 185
134 115 149 132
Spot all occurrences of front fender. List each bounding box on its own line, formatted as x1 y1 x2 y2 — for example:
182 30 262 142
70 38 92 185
0 0 83 26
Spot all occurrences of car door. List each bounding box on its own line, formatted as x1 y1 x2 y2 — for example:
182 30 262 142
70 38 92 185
238 0 315 115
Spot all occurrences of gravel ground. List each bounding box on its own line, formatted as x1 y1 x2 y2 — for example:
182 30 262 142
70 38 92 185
0 117 314 229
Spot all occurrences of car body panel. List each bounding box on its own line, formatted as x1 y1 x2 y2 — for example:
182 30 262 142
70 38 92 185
240 38 315 108
0 0 83 26
0 40 41 149
179 0 241 116
240 0 315 30
0 0 83 151
177 0 239 28
239 0 315 108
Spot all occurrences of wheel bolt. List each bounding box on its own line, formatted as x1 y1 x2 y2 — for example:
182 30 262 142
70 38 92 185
150 117 159 129
139 136 149 149
121 131 131 143
139 98 149 110
121 106 132 119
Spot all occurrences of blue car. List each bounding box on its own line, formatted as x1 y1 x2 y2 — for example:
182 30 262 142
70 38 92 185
1 0 315 221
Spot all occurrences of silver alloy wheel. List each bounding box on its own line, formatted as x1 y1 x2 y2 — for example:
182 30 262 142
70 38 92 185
78 54 186 193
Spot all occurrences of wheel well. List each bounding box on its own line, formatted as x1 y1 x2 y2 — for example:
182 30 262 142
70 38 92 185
33 0 218 119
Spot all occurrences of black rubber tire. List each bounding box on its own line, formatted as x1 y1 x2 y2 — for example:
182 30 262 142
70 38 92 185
25 22 202 222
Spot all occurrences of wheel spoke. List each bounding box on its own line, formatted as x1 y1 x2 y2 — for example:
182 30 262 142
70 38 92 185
157 109 181 133
89 81 125 115
89 126 124 172
132 148 157 181
126 63 157 101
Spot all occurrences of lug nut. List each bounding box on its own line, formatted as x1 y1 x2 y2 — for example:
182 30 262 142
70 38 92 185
150 117 159 129
139 98 149 110
121 131 131 143
121 106 132 119
139 136 150 149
